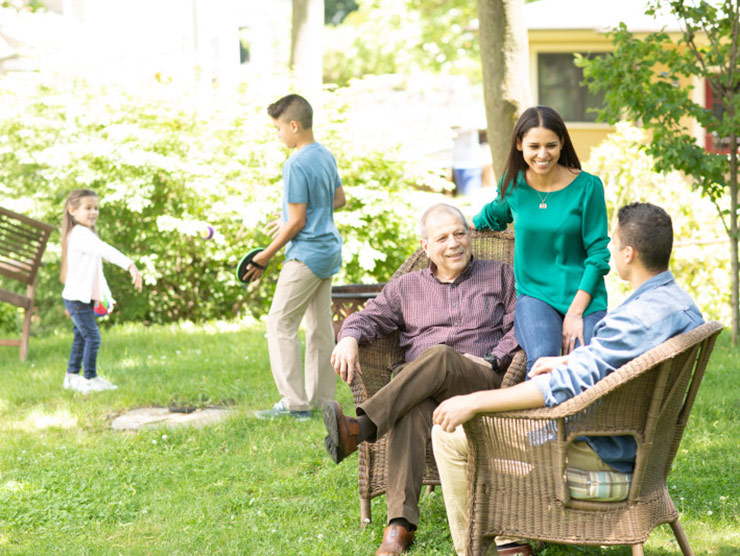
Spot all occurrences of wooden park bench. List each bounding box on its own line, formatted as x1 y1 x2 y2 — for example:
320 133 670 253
0 206 54 361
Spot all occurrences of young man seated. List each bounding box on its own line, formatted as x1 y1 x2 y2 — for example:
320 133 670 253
431 202 704 556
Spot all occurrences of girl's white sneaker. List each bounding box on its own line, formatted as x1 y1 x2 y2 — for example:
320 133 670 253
63 373 87 393
85 376 118 392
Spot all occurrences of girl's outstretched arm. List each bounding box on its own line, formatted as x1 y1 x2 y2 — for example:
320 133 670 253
128 263 143 292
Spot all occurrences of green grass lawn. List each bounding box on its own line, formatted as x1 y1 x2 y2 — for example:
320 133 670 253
0 322 738 555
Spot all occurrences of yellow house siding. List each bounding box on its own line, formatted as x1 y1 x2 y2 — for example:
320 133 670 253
528 28 703 162
528 31 614 160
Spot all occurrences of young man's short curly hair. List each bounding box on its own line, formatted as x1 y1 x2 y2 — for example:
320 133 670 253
617 202 673 272
267 94 313 129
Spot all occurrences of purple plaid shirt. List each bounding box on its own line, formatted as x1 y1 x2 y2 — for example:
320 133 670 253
338 258 519 366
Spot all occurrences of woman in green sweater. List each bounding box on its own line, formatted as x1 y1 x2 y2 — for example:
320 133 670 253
471 106 610 373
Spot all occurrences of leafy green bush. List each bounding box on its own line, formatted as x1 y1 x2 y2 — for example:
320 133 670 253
0 72 448 330
585 123 730 324
323 0 480 87
0 304 18 335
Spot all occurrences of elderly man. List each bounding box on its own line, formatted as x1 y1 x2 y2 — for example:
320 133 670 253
322 203 519 556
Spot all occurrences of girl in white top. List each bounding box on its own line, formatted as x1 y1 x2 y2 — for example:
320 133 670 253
60 189 143 393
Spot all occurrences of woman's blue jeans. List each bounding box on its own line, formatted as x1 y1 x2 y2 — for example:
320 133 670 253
63 298 101 379
514 294 606 373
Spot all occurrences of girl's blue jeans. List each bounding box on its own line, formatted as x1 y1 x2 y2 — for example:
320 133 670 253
63 298 101 379
514 294 606 374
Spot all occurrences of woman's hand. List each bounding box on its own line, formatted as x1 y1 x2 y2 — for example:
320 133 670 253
561 313 584 354
563 289 591 354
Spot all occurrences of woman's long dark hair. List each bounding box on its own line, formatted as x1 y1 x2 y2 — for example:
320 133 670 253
499 106 581 198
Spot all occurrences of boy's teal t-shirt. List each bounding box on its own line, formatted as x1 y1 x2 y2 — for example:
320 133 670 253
282 142 343 278
472 170 610 315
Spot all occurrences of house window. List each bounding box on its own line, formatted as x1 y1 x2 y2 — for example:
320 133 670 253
537 52 606 123
705 78 739 153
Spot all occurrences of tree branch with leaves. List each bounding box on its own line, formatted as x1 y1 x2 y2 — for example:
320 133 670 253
579 0 740 343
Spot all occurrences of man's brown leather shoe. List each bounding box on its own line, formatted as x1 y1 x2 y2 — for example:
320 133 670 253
322 401 359 464
375 523 415 555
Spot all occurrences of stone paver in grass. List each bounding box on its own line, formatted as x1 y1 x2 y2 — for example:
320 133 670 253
111 407 235 431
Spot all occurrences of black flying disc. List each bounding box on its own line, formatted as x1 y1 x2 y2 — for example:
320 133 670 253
236 247 268 283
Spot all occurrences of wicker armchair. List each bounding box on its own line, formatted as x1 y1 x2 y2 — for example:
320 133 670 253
346 229 527 526
462 320 724 556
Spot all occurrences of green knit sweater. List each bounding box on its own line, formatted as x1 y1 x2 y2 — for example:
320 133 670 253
472 170 610 315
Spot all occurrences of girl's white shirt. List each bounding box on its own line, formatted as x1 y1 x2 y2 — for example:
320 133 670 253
61 224 133 304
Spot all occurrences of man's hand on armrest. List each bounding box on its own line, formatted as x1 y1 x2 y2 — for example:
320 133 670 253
529 355 569 378
433 381 546 432
331 336 362 384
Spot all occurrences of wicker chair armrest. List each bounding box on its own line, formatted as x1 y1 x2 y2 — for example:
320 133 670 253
485 321 723 425
500 350 526 388
349 332 403 408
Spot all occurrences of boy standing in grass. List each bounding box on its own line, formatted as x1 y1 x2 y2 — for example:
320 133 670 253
243 94 346 421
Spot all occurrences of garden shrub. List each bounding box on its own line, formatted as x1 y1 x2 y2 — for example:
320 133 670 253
323 0 481 88
0 72 449 331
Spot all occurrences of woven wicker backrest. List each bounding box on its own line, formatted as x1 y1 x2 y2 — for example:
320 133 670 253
633 323 719 501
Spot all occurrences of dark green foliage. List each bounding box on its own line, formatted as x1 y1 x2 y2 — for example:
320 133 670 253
578 0 740 341
0 74 447 329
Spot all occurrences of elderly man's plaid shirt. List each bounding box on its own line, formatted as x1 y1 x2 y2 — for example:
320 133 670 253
338 258 519 366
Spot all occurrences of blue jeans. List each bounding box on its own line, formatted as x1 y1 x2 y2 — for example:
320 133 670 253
514 294 606 373
63 298 101 379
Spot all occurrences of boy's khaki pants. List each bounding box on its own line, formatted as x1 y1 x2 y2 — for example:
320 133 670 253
266 260 336 412
432 425 612 555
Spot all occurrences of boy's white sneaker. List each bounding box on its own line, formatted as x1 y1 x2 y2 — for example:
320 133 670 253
63 373 88 393
85 376 119 392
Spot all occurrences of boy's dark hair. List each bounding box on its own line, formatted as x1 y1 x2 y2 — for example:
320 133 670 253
499 105 581 198
617 202 673 272
267 94 313 129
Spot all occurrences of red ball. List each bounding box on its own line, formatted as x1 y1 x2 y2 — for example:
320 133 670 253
94 300 109 316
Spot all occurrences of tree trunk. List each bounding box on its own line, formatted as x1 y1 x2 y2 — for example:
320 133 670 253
291 0 324 107
476 0 532 181
729 129 739 344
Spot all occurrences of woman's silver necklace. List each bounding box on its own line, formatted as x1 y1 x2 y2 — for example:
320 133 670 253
536 189 552 209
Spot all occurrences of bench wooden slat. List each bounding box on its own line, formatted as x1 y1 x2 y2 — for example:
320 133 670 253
0 235 46 257
0 257 35 283
0 339 22 347
0 223 47 254
0 207 54 228
0 288 31 310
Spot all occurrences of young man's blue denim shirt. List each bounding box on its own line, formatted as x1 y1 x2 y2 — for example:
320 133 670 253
531 271 704 473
